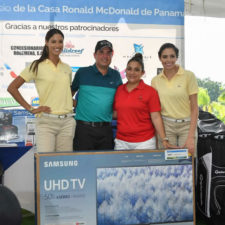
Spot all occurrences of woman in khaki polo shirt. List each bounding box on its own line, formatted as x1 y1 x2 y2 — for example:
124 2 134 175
7 29 75 152
151 43 198 155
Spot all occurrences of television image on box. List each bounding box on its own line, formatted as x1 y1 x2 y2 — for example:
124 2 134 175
96 164 193 225
0 111 18 141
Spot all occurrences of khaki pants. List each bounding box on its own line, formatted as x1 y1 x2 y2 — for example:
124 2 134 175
36 116 76 152
114 136 156 150
158 119 197 153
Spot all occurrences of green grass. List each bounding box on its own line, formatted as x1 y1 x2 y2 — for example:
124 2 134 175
21 209 35 225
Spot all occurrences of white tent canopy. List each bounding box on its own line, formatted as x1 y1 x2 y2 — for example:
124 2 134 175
185 0 225 17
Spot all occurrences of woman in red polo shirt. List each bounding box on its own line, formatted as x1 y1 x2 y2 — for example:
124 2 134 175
113 53 175 150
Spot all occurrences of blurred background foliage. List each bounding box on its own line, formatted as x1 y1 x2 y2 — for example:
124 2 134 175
198 77 225 123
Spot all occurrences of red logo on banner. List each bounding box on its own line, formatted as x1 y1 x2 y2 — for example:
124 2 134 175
65 41 75 48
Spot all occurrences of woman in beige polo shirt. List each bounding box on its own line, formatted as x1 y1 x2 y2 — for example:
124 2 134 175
151 43 198 155
7 29 75 152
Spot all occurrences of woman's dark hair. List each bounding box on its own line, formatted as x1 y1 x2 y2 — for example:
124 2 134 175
127 53 144 72
158 43 179 58
30 28 64 74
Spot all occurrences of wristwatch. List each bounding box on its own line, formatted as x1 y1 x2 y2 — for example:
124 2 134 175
162 137 169 141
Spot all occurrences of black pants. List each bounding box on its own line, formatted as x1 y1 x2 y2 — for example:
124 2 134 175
73 123 114 150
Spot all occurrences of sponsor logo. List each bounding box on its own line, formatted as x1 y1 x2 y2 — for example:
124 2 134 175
44 160 78 168
31 97 39 106
114 66 126 79
0 62 18 78
122 43 151 60
215 170 225 175
0 97 20 107
64 41 74 48
10 45 43 56
134 43 144 54
62 41 84 56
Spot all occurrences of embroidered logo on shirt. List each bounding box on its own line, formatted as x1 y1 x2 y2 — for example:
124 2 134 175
138 95 143 101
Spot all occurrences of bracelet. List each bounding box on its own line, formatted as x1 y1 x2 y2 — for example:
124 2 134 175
29 106 35 113
162 137 169 141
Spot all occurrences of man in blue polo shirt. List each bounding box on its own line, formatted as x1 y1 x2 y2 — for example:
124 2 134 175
72 40 122 150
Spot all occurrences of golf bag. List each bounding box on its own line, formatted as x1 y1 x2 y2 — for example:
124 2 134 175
196 109 225 224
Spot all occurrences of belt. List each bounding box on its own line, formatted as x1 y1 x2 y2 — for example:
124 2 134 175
162 116 191 123
42 113 74 119
77 120 111 127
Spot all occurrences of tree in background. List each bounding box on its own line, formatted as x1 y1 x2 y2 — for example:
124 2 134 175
198 87 211 111
198 78 225 123
197 77 225 102
218 91 225 105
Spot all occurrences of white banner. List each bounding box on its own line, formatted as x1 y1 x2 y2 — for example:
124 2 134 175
0 0 184 108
